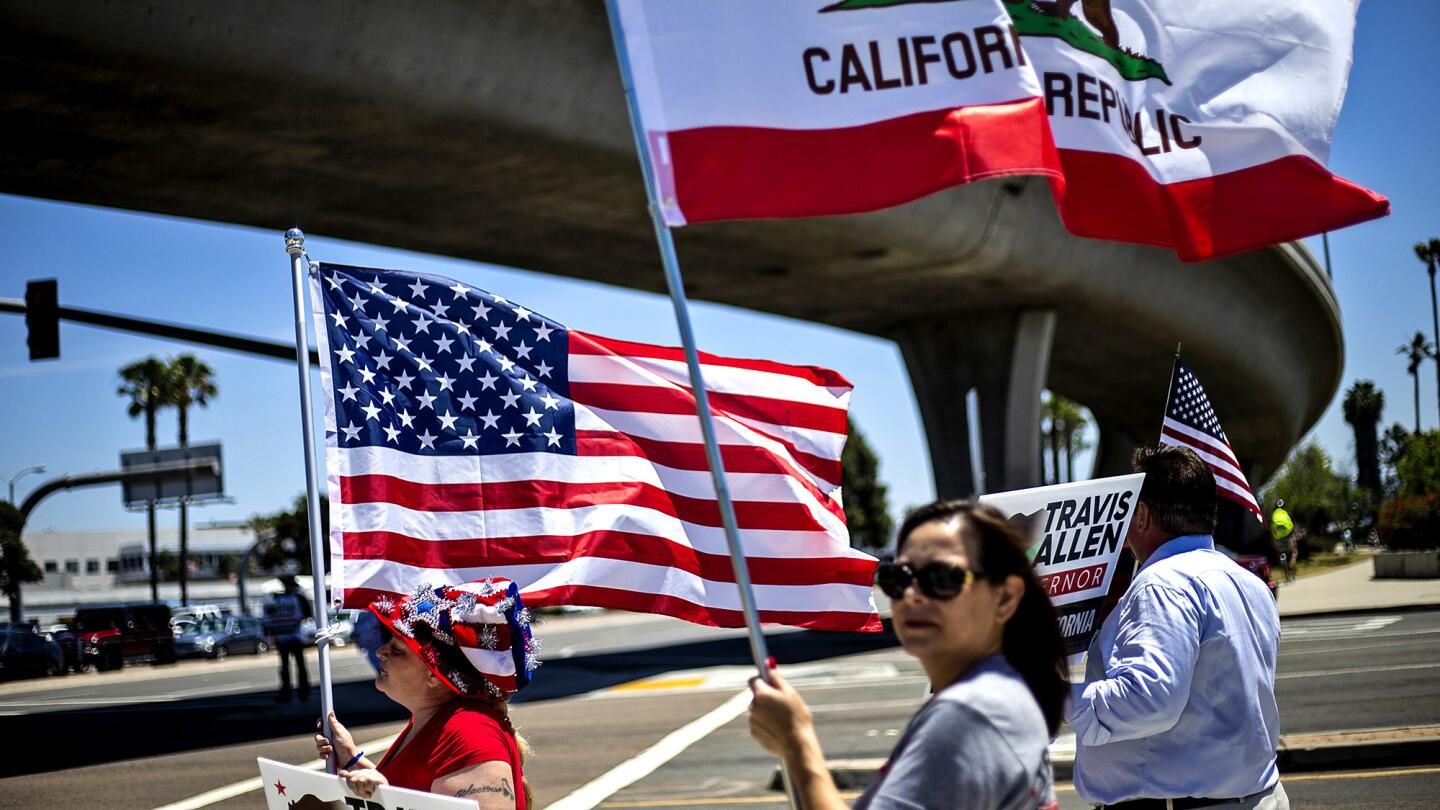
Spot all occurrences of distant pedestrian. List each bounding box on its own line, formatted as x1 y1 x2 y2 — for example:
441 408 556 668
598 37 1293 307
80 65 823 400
1270 501 1297 584
748 500 1065 810
263 573 313 702
1069 446 1286 809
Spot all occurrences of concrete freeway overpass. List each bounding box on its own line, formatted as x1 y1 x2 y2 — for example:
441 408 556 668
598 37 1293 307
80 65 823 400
0 1 1341 512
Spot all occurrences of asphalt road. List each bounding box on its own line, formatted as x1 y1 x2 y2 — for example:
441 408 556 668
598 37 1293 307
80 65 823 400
0 609 1435 808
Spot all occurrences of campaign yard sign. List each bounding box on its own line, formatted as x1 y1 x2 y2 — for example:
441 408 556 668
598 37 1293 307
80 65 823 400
258 758 473 810
980 473 1143 662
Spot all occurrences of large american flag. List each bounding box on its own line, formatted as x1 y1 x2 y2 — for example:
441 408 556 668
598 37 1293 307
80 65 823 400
1160 360 1263 521
311 263 880 631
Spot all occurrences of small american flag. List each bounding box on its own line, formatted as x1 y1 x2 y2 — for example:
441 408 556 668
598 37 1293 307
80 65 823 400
311 263 880 631
1160 360 1263 521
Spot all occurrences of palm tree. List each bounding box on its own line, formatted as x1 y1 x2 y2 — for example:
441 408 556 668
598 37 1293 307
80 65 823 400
118 357 176 603
1342 380 1384 498
1042 395 1063 484
1398 333 1436 433
1416 239 1440 420
1379 423 1410 494
1054 397 1091 483
1041 394 1091 483
169 354 218 607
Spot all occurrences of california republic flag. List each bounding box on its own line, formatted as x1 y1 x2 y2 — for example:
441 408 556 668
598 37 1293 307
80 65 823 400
611 0 1063 224
1011 0 1388 260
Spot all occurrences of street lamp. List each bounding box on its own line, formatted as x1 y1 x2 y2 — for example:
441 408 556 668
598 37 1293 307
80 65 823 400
7 465 46 504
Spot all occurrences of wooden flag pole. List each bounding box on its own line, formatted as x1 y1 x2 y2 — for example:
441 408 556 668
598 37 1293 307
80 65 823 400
601 4 801 808
284 228 339 773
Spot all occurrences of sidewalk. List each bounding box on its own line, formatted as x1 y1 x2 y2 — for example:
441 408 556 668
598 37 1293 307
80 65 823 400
1278 556 1440 618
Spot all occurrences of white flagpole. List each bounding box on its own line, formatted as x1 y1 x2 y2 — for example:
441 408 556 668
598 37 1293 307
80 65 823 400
600 6 801 808
284 227 338 773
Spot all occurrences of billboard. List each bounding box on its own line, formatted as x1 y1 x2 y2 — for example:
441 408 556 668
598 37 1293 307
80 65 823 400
120 442 224 508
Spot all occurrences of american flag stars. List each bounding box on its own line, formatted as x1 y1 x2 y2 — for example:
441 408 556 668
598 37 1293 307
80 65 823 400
314 264 574 456
1168 366 1228 441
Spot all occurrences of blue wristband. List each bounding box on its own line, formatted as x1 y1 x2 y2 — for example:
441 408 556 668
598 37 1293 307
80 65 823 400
343 751 364 770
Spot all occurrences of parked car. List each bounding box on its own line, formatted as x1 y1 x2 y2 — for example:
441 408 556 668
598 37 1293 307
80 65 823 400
298 610 357 648
43 623 85 673
174 615 270 660
169 604 227 633
0 626 65 680
73 603 177 670
1219 546 1280 601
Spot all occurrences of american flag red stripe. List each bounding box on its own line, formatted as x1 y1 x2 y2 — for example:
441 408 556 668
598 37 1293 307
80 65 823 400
314 264 880 632
341 531 878 587
573 431 846 522
340 475 835 533
570 331 849 489
349 584 878 636
571 332 853 390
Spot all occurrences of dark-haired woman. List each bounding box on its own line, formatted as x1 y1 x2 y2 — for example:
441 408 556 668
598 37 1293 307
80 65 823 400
314 580 540 809
749 500 1067 810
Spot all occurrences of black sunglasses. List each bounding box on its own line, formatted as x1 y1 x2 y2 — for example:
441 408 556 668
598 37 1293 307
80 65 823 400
875 560 983 601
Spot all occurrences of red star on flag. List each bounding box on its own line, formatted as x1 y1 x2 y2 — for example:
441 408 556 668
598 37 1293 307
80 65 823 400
274 780 287 797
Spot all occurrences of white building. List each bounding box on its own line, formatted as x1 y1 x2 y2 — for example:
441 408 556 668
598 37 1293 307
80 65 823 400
25 523 258 591
12 523 265 623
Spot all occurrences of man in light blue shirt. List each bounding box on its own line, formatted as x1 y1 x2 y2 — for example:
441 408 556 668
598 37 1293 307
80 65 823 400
1068 446 1285 809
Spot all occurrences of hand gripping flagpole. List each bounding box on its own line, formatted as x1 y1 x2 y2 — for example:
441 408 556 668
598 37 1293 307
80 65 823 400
601 4 801 808
284 227 338 773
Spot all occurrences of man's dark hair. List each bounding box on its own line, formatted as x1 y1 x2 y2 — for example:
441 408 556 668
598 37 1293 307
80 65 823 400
1132 445 1218 537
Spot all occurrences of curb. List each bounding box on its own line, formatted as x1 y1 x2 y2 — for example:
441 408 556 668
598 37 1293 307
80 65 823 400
1279 727 1440 773
770 731 1440 792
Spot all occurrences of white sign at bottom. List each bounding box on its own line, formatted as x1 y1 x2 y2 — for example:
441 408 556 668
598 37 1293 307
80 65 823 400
257 758 475 810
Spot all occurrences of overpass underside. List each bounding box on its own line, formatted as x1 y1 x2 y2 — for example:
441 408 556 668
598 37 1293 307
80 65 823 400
0 1 1343 507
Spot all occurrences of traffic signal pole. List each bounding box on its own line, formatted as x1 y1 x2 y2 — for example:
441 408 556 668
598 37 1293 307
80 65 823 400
0 292 320 365
7 457 220 624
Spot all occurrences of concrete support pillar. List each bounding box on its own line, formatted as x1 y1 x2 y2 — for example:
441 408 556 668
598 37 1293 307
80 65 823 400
1090 419 1141 479
895 309 1055 499
1002 311 1056 490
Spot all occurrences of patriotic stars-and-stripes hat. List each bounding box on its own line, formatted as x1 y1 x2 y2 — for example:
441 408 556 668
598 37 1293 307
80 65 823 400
368 578 539 698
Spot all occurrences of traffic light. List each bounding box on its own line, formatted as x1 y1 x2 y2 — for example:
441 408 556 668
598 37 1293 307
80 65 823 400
25 279 59 361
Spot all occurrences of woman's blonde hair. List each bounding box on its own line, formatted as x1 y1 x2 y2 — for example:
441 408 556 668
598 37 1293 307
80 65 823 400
481 695 534 807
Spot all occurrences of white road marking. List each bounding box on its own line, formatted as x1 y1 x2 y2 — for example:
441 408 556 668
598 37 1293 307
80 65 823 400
809 698 923 714
1280 636 1440 657
1281 627 1440 645
543 688 753 810
1276 661 1440 680
149 732 399 810
1281 616 1402 638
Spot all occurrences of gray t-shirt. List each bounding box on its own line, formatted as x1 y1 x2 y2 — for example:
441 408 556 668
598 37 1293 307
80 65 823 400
853 656 1057 810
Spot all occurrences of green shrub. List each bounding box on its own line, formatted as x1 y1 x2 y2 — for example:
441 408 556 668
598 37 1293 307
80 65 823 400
1396 430 1440 497
1377 495 1440 550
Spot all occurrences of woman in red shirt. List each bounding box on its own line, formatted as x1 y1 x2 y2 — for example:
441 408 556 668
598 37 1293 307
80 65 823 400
315 579 540 809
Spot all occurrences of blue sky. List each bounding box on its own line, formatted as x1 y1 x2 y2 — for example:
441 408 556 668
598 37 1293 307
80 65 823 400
2 0 1435 535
